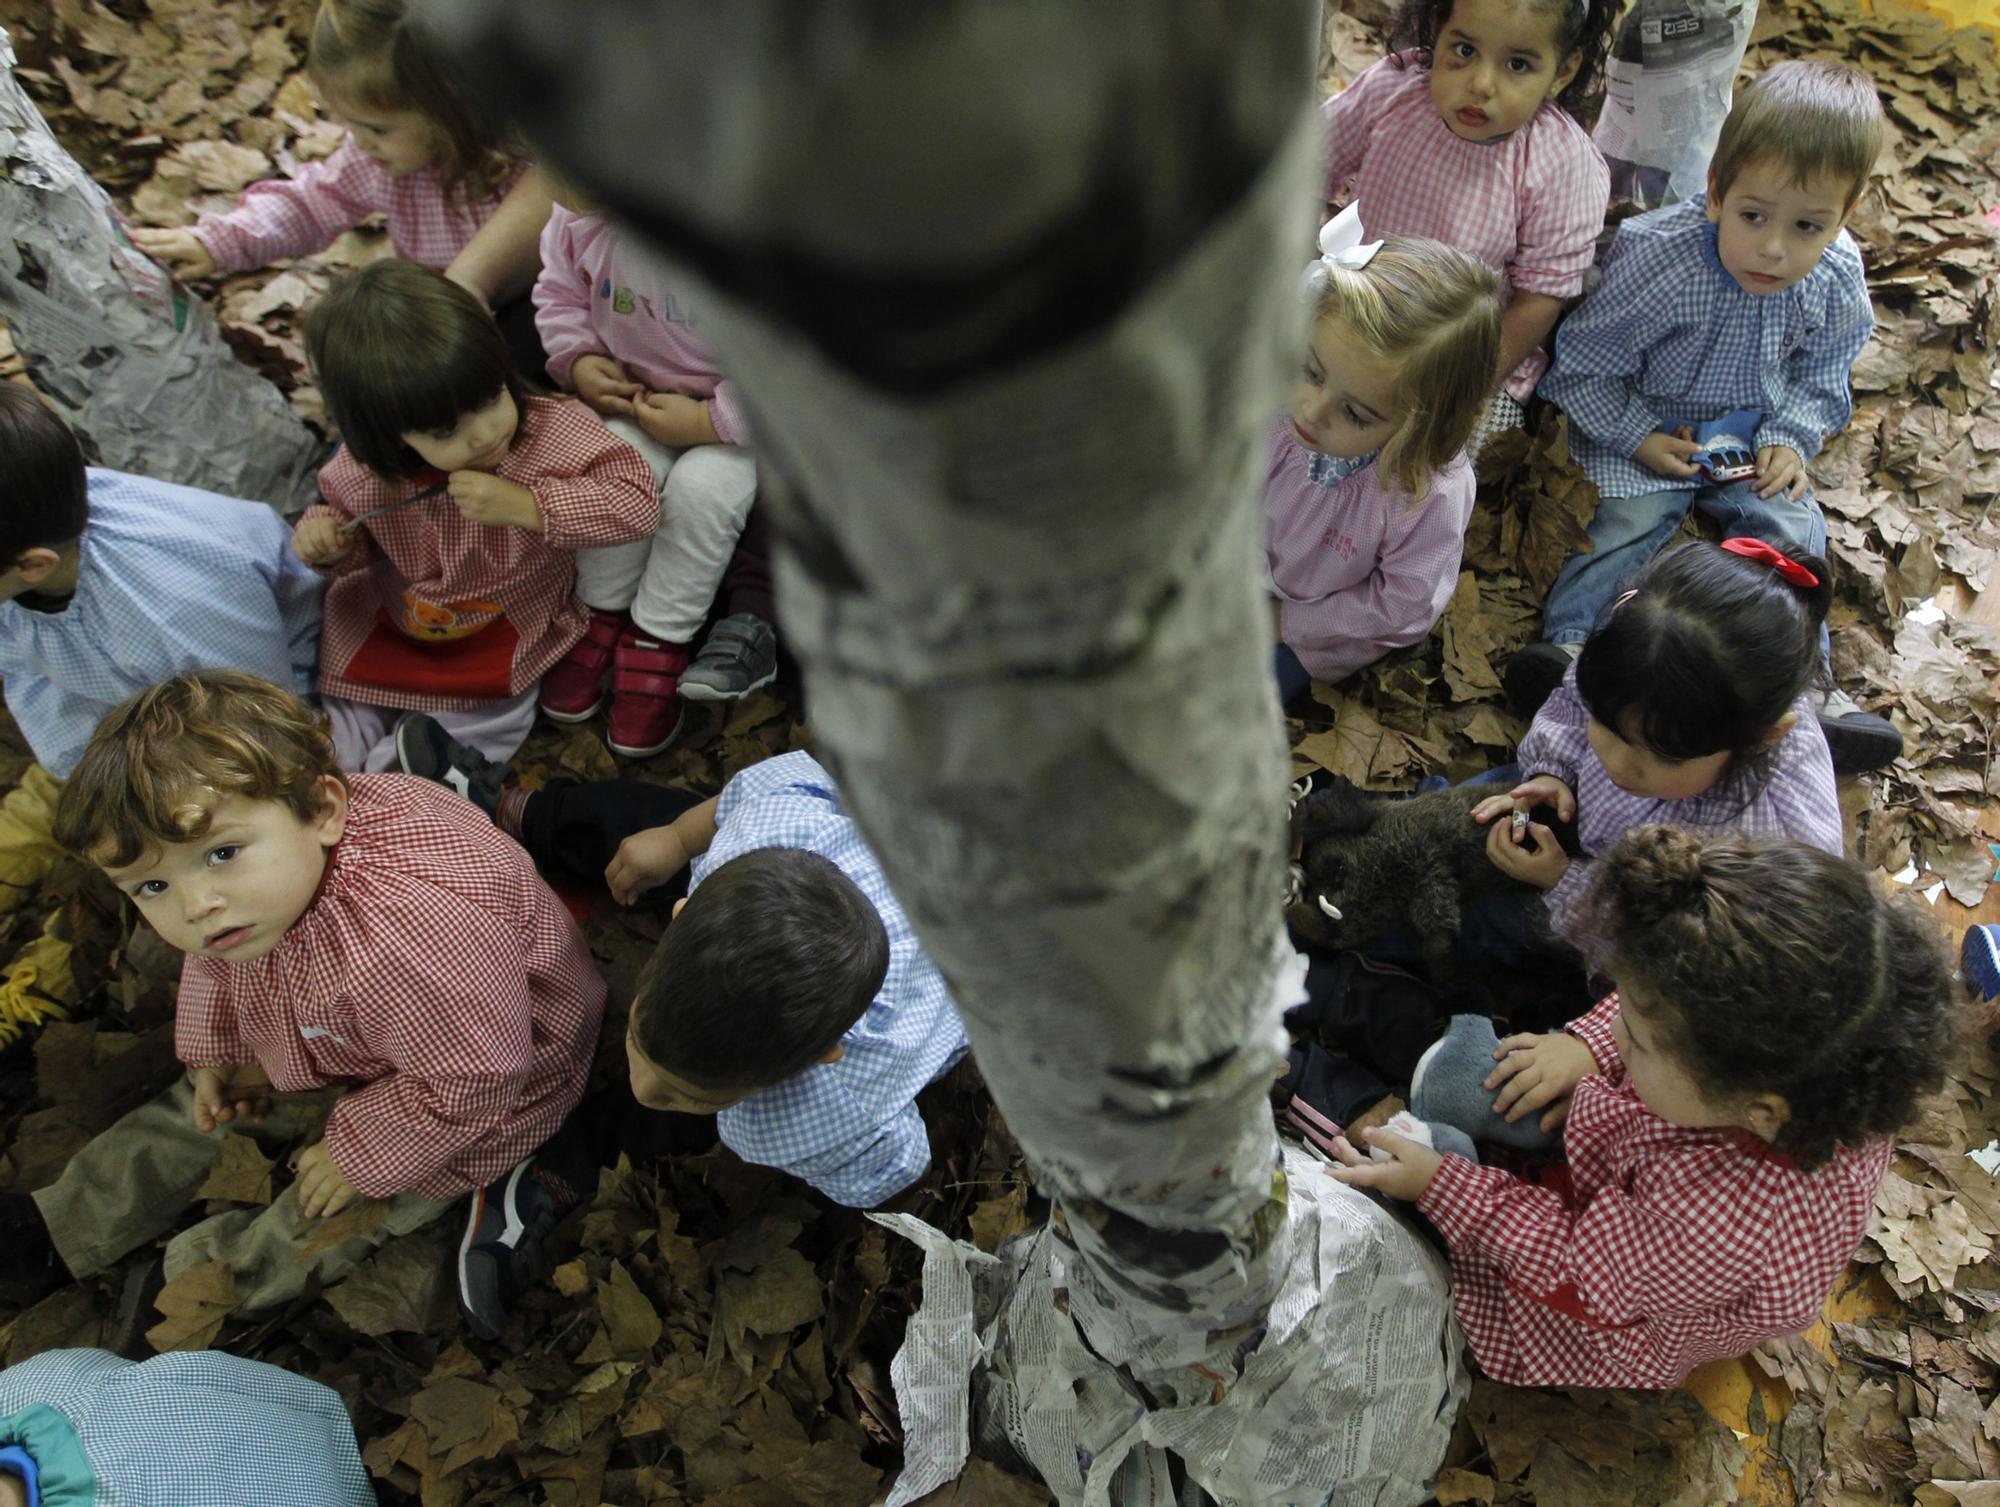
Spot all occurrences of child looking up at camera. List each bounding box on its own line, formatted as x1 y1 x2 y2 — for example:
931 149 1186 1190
1268 220 1501 704
1322 0 1614 441
0 672 603 1316
1473 539 1844 945
1533 60 1896 772
130 0 552 370
1334 825 1955 1389
293 260 658 770
531 178 770 755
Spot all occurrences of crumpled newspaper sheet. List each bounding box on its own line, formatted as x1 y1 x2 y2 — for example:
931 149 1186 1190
0 26 320 514
877 1143 1466 1507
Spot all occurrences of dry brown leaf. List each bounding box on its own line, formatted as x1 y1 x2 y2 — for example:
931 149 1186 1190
194 1131 275 1206
145 1258 237 1352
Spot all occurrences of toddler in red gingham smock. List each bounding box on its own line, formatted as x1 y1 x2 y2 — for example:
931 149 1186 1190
1330 825 1955 1389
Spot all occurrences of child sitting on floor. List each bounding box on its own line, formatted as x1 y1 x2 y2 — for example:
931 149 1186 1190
532 179 772 754
0 672 603 1317
388 722 969 1336
293 260 658 771
0 1348 372 1507
1471 538 1844 948
1322 0 1614 446
0 385 324 1048
1268 218 1500 705
131 0 552 374
1334 825 1955 1389
1529 59 1897 772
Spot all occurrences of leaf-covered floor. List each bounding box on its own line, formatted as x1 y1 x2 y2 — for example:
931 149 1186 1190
1 0 1996 1501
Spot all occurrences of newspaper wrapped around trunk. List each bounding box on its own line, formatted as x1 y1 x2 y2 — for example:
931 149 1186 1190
1592 0 1760 211
875 1148 1466 1507
423 2 1461 1501
0 27 320 513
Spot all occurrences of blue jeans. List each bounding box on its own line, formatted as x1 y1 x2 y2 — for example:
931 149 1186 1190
1542 478 1827 651
1274 642 1311 706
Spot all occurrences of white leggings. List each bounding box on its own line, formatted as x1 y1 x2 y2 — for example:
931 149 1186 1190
571 418 758 645
324 688 539 773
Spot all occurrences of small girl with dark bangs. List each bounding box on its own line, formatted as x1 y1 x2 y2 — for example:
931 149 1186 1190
292 261 658 771
1268 227 1501 704
1321 0 1615 440
1333 824 1955 1389
1468 538 1844 943
131 0 550 368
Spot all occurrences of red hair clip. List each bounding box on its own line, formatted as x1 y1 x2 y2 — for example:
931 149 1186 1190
1719 536 1820 589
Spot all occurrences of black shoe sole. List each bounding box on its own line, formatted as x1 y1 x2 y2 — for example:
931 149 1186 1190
1820 717 1903 777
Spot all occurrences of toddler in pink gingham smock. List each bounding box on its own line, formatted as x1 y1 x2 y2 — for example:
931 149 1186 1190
1324 50 1610 405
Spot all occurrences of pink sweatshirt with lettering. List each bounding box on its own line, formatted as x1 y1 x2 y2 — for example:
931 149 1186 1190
531 204 749 447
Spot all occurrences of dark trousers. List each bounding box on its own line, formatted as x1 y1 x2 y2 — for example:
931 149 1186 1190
494 295 552 386
518 777 705 900
1274 642 1311 707
722 504 776 626
515 777 724 1189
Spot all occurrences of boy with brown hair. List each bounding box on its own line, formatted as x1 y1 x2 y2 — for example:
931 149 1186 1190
1526 59 1899 775
0 671 603 1317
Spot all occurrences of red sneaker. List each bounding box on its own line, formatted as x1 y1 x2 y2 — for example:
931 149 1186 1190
607 629 688 757
539 608 627 722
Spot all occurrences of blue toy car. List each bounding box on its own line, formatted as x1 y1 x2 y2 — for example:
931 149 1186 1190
1682 409 1762 484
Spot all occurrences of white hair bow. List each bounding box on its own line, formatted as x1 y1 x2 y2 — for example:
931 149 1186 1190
1318 201 1382 270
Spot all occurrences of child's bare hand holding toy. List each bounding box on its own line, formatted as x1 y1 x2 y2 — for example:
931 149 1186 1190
291 515 356 569
1485 1031 1595 1132
1753 444 1807 500
1471 773 1575 828
1634 430 1703 480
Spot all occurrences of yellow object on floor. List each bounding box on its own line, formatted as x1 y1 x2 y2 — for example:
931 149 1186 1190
1909 0 1998 33
1685 1268 1901 1501
0 763 67 918
0 910 75 1049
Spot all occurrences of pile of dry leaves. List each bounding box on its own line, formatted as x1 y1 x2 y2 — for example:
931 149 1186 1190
0 0 1996 1503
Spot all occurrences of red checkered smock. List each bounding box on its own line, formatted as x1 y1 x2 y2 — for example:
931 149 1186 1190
175 775 607 1201
1417 992 1892 1389
302 395 659 713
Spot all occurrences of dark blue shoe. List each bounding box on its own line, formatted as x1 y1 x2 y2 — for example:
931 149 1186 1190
1963 925 2000 1003
456 1157 569 1340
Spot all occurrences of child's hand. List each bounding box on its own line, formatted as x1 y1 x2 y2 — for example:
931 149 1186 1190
1753 444 1807 501
632 391 718 449
128 226 217 278
292 1141 360 1219
1486 815 1570 889
292 514 357 569
1633 430 1702 480
1471 773 1576 827
450 471 544 531
191 1063 272 1132
605 824 689 907
1485 1030 1595 1132
1326 1128 1444 1202
571 355 642 417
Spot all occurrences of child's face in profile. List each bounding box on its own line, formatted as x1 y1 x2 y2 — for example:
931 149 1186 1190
1609 992 1737 1130
321 93 439 177
1289 322 1400 460
625 1021 752 1117
99 783 348 963
1706 159 1854 296
1428 0 1581 144
401 389 521 475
